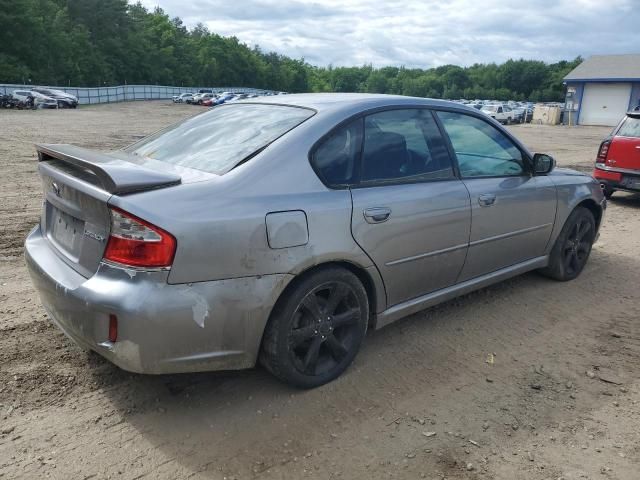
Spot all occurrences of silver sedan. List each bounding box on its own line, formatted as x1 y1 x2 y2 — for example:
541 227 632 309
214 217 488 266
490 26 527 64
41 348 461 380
25 94 606 388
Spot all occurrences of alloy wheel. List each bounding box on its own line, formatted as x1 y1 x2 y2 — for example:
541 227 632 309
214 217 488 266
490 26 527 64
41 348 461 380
562 217 594 276
288 281 362 377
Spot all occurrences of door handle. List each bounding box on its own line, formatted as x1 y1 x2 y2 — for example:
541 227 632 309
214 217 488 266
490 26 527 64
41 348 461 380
363 207 392 224
478 194 496 207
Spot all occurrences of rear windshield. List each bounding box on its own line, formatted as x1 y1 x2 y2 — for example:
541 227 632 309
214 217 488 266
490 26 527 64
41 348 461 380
618 116 640 138
126 104 314 174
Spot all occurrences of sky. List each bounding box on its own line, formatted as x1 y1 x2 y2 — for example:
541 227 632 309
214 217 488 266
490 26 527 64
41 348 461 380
137 0 640 68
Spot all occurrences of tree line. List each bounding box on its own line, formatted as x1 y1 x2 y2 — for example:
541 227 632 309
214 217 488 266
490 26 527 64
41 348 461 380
0 0 580 101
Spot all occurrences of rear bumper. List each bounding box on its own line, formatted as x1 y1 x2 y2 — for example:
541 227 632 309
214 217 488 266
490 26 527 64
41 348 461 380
25 225 293 374
594 166 640 193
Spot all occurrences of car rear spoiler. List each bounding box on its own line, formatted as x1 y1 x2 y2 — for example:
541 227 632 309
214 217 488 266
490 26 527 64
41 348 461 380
36 144 181 195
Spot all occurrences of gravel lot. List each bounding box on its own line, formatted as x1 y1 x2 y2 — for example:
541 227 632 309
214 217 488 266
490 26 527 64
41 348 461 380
1 101 639 480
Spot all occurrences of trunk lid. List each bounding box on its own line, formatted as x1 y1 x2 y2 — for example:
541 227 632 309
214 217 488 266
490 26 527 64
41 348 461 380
608 136 640 171
36 144 191 278
609 114 640 171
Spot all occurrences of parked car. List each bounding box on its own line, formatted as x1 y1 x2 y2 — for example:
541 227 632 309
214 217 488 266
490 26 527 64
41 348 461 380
510 106 526 123
11 90 35 108
201 96 217 107
212 93 235 105
12 90 58 109
0 94 20 108
193 92 216 105
32 88 78 108
172 93 193 103
30 91 59 109
25 94 605 388
593 111 640 198
481 104 514 124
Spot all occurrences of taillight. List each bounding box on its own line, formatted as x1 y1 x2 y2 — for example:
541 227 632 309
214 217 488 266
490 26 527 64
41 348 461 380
103 207 176 268
597 140 611 162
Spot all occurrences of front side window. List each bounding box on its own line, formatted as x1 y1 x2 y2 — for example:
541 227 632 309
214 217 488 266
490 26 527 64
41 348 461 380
126 104 314 174
311 119 363 187
618 116 640 138
436 111 526 177
360 109 454 183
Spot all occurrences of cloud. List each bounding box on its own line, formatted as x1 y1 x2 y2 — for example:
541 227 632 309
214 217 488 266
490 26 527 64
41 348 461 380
136 0 640 68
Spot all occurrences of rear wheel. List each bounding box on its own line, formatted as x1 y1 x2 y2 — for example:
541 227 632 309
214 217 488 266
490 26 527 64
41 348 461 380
539 207 596 281
260 267 369 388
602 186 614 199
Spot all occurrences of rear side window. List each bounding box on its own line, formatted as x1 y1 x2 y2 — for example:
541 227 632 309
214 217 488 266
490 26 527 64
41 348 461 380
311 119 363 187
126 104 314 174
618 116 640 138
360 109 454 183
437 111 526 177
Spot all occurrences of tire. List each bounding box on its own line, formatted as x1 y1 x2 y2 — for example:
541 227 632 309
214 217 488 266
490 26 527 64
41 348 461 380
260 267 369 388
539 206 596 281
603 187 614 199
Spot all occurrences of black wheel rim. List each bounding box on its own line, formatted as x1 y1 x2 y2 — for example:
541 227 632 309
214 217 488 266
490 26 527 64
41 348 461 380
562 217 594 275
288 281 362 377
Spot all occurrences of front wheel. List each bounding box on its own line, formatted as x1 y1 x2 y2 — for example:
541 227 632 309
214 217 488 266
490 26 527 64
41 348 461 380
260 267 369 388
539 207 596 281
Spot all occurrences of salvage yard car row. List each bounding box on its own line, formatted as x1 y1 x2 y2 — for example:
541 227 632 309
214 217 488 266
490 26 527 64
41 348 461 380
1 88 79 109
172 89 286 107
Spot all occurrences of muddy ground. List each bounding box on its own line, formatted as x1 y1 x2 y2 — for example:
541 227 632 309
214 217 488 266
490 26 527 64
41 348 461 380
0 102 638 480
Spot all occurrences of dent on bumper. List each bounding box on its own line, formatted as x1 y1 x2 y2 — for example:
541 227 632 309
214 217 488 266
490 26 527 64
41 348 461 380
25 225 293 374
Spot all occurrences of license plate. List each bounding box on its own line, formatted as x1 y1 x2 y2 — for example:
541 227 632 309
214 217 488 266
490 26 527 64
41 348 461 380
622 176 640 190
50 206 84 252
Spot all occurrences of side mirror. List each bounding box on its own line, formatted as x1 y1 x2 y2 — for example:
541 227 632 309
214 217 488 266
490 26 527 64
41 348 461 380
533 153 555 175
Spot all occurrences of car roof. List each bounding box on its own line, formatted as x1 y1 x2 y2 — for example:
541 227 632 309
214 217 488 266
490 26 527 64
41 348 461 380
246 93 474 114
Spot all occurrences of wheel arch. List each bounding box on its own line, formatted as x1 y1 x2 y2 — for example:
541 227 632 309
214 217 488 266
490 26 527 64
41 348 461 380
576 198 603 230
261 261 384 351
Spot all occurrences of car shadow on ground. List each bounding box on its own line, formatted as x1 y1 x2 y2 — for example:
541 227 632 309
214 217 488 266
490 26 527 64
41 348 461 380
88 245 640 478
609 192 640 208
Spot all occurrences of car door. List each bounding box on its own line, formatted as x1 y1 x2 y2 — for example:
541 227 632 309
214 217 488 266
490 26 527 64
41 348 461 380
436 110 557 281
346 109 471 307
